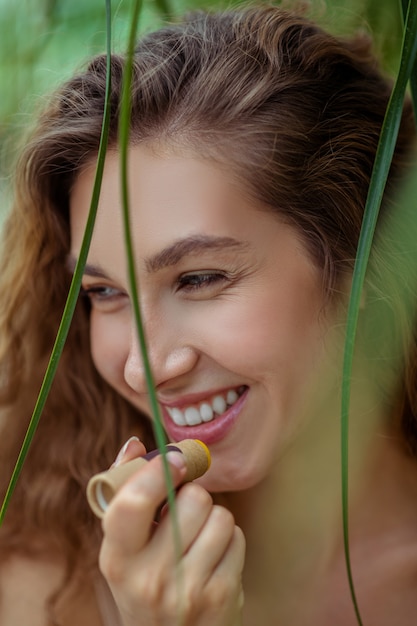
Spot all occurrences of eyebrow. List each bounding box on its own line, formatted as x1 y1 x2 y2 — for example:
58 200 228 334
145 235 250 273
67 235 250 278
66 256 110 279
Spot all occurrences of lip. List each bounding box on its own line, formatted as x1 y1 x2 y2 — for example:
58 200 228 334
160 386 249 445
159 385 243 409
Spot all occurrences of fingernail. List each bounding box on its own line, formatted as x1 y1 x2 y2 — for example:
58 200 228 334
166 451 187 474
114 436 140 467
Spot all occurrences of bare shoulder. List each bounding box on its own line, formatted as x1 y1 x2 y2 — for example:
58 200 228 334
0 554 104 626
0 555 61 626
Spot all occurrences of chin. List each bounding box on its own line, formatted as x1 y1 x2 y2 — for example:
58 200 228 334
195 461 267 493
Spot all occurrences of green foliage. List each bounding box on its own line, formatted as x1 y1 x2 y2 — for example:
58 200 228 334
117 0 185 604
0 0 114 527
1 1 417 624
0 0 399 225
0 1 153 131
0 0 405 141
340 1 417 621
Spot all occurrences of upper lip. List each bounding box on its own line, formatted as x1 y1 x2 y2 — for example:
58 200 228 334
158 385 245 409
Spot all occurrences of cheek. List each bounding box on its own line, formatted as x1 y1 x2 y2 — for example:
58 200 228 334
185 288 325 379
89 314 129 389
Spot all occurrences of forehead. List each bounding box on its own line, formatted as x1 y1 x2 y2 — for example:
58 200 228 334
69 145 272 259
68 143 322 302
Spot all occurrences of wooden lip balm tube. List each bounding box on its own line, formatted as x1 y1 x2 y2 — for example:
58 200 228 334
87 439 211 519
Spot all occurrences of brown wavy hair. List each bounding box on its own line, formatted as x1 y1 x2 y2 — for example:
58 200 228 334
0 3 416 616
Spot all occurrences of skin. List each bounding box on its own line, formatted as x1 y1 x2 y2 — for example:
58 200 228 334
3 146 417 626
0 557 103 626
68 144 331 625
69 145 329 493
68 144 417 626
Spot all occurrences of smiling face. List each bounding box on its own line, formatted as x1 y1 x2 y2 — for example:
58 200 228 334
69 145 332 492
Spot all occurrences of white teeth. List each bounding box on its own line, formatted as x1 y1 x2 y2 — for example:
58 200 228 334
165 387 244 427
200 403 214 422
212 395 227 415
226 389 238 405
170 407 187 426
184 407 201 426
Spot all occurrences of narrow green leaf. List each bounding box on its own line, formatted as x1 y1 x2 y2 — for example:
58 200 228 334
341 1 417 624
401 0 417 122
0 0 113 526
117 0 185 619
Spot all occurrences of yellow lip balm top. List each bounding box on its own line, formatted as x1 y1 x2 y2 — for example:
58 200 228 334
194 440 211 469
86 439 211 519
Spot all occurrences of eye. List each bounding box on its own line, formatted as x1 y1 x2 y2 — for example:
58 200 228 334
176 271 228 294
80 284 128 311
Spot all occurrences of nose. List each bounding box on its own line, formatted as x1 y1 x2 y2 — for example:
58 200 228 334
124 321 199 394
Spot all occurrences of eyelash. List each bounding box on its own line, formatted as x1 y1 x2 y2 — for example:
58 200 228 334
80 285 124 303
80 272 230 305
176 272 228 292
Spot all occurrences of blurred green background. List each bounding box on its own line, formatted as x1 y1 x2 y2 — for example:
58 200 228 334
0 0 405 222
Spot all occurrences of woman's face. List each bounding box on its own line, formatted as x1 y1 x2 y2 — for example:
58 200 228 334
70 145 331 491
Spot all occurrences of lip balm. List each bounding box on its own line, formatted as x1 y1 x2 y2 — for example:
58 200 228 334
86 439 211 518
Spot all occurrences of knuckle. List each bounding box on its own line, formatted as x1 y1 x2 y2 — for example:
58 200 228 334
211 504 235 531
154 564 242 624
165 572 230 621
163 588 184 619
102 493 152 533
136 571 167 607
179 575 239 615
162 582 196 621
234 525 246 550
180 482 213 508
99 547 125 585
205 580 235 608
178 582 205 619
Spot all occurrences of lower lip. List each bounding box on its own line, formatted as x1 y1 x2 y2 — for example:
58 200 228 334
161 387 249 445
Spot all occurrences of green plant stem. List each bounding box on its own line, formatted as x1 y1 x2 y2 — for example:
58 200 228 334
341 1 417 624
401 0 417 121
0 0 113 527
117 1 184 620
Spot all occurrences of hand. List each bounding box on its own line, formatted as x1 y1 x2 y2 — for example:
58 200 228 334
99 439 246 626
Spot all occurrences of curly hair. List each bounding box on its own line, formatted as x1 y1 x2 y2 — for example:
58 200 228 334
0 3 415 619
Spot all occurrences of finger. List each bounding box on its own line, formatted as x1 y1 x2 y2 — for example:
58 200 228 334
197 526 245 623
211 525 246 581
101 452 187 562
145 483 213 565
182 504 238 584
162 523 245 626
112 436 147 467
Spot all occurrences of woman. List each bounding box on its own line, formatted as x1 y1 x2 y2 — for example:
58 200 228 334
1 5 416 625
